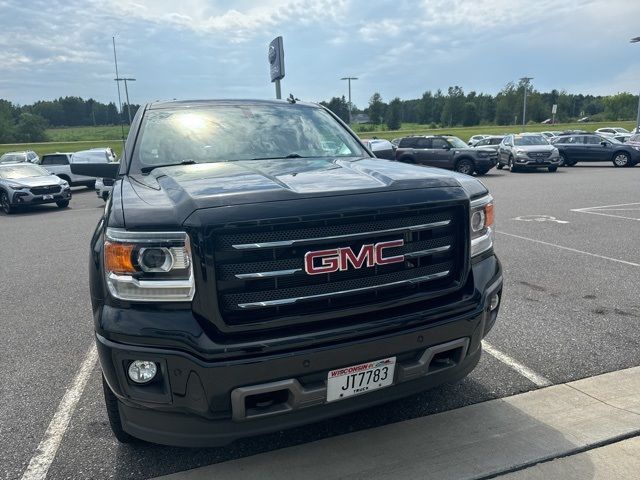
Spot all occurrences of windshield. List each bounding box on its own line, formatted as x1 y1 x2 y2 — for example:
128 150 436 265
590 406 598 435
513 135 549 146
0 164 50 179
0 153 27 163
614 128 629 133
445 137 468 148
133 104 367 172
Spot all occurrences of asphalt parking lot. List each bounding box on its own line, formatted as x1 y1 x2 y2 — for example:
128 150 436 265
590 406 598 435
1 164 639 480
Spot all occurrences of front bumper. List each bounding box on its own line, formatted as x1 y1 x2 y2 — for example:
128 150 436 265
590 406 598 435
11 188 71 205
98 256 502 447
514 155 561 167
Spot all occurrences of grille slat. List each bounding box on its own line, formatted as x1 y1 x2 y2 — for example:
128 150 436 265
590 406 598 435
207 205 466 325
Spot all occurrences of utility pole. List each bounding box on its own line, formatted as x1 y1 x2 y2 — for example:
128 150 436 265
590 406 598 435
632 37 640 133
114 77 136 124
112 36 126 150
520 77 533 130
340 77 358 124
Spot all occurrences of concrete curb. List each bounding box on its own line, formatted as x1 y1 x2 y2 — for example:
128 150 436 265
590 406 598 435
151 366 640 480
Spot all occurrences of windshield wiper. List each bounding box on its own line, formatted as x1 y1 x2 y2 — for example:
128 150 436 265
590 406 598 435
250 153 309 160
141 160 197 173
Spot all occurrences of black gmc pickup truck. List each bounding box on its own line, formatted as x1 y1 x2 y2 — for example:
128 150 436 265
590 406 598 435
74 99 502 447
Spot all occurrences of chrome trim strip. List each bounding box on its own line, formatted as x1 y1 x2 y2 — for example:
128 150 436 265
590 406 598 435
231 220 452 250
106 227 188 243
235 268 302 279
470 195 493 208
404 245 451 259
236 270 450 309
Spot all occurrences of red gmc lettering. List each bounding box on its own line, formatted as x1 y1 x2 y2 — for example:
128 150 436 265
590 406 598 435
375 239 405 265
304 240 404 275
339 244 374 271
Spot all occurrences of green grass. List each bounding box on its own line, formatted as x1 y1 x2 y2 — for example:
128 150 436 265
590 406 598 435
1 121 636 161
0 140 124 158
45 125 128 142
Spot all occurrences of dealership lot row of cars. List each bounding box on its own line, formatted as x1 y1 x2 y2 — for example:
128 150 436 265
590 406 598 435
0 147 116 214
377 126 640 176
1 125 639 214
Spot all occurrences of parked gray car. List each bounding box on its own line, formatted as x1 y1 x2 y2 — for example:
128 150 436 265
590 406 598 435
0 163 71 214
0 150 39 164
497 134 561 172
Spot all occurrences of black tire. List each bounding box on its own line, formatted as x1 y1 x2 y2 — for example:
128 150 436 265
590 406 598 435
612 152 631 167
496 163 504 170
548 166 558 172
86 181 96 190
56 200 70 208
102 376 137 444
455 158 475 175
509 156 520 172
565 160 577 167
558 154 566 167
0 190 13 214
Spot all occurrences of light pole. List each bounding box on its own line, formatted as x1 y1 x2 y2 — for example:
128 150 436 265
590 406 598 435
632 37 640 133
114 77 136 125
520 77 533 130
340 77 358 124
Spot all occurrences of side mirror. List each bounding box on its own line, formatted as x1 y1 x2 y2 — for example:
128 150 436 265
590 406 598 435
71 162 120 179
600 141 608 147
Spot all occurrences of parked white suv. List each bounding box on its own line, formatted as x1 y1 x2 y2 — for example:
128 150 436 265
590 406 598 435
595 127 630 136
40 148 117 189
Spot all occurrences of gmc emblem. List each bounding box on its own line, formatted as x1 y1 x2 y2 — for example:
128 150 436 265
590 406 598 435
304 240 405 275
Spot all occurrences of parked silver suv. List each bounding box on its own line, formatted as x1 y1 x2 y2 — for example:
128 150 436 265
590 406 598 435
0 163 71 214
497 133 561 172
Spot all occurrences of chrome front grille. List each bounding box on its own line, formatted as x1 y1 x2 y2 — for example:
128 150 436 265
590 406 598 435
527 151 551 160
208 204 467 325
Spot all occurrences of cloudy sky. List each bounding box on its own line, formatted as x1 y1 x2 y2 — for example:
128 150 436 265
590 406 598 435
1 0 639 108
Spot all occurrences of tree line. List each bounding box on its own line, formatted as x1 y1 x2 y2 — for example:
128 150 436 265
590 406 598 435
0 97 140 143
321 79 639 130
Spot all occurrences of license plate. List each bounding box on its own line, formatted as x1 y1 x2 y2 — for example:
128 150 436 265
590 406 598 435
327 356 396 402
43 194 54 200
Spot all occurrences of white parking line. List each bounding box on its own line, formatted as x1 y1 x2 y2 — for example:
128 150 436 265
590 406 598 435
571 202 640 222
483 342 552 387
497 231 640 267
20 344 98 480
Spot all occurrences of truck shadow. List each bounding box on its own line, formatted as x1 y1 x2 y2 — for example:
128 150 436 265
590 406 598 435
110 376 596 480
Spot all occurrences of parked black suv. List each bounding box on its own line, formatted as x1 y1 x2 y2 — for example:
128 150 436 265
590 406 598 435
73 100 503 447
395 135 498 175
552 133 639 167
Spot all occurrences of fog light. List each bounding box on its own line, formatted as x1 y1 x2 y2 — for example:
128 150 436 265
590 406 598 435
490 293 500 311
128 360 158 384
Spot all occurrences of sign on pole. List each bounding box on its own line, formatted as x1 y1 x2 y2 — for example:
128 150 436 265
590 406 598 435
268 36 285 99
551 104 557 114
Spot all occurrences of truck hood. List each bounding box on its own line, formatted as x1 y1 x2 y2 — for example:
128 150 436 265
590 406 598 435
121 157 487 227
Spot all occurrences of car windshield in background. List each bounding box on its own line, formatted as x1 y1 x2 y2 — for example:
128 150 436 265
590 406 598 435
513 135 549 146
0 164 50 179
134 104 367 171
0 153 27 163
446 137 468 148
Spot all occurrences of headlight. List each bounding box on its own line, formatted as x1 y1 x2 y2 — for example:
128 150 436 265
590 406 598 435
7 183 25 189
103 228 195 302
470 195 494 258
477 151 489 157
515 149 526 155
